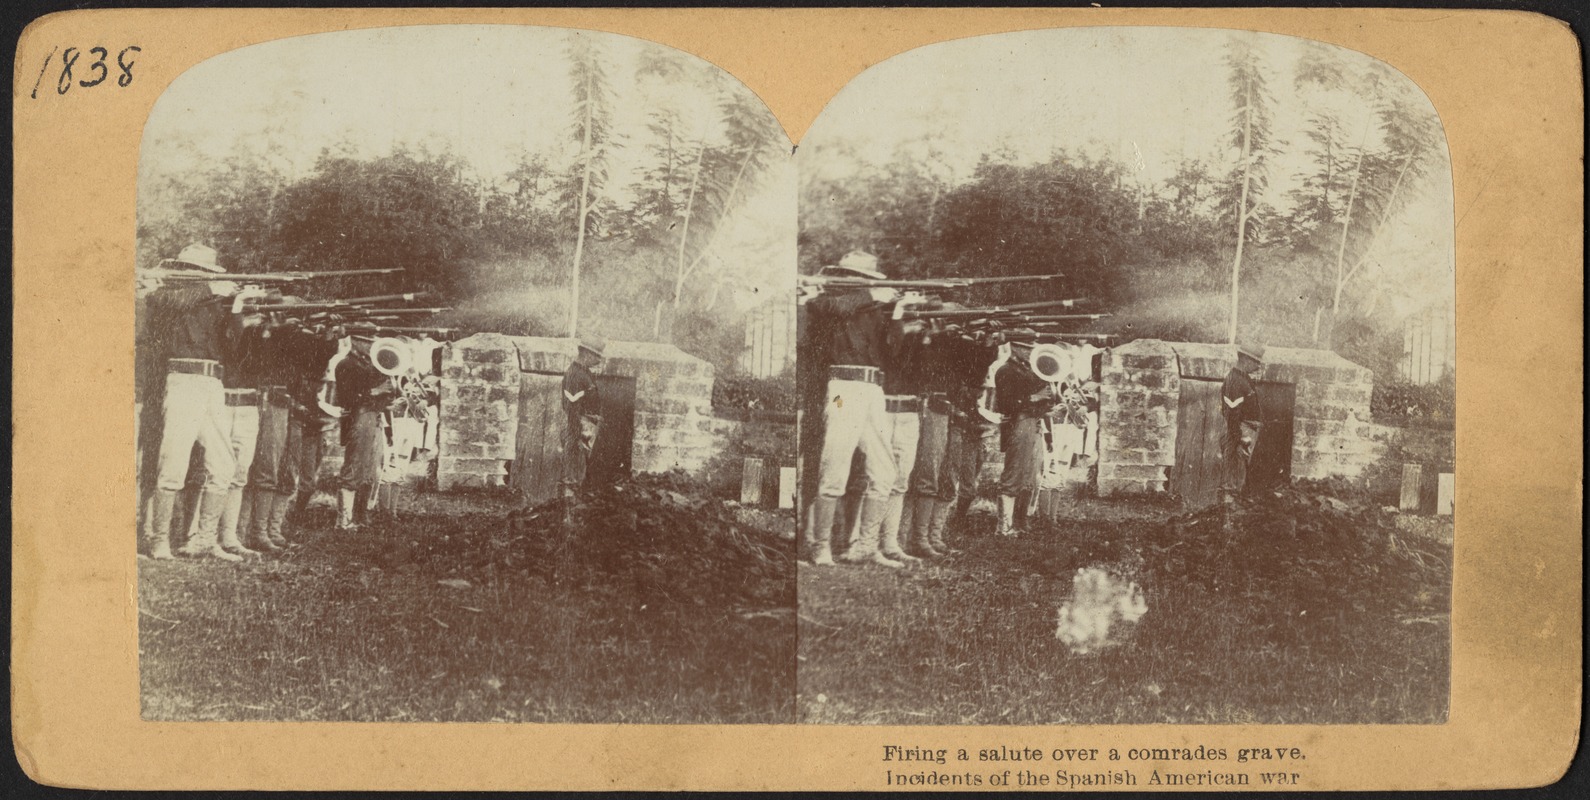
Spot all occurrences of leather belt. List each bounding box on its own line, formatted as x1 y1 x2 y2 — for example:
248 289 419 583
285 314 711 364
926 394 954 415
829 365 883 385
168 358 223 379
885 395 920 413
225 389 259 407
264 385 293 406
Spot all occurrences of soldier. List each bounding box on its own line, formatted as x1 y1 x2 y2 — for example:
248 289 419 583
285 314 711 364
899 314 957 559
1221 342 1267 502
200 291 276 559
246 302 344 551
562 333 606 500
993 340 1055 537
334 337 395 530
802 251 896 567
914 329 1001 555
139 244 260 561
848 303 933 567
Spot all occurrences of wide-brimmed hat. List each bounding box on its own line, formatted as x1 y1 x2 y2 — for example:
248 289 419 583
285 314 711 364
1237 342 1267 363
820 250 885 281
578 333 607 357
171 243 225 273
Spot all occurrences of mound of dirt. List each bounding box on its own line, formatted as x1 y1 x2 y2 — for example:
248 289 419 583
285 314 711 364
502 472 796 609
1141 483 1451 625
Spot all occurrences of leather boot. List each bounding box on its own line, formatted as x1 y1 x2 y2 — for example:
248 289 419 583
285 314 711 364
337 488 357 530
928 499 956 554
909 495 942 557
806 496 838 566
179 487 242 561
839 495 892 565
997 495 1017 537
248 491 284 552
266 490 295 547
880 495 919 563
218 487 260 557
146 489 177 559
898 494 918 550
838 492 863 556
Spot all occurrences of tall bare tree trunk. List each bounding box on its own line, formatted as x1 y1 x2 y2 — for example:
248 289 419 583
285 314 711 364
568 68 596 339
1228 78 1254 345
1325 141 1367 349
665 142 706 338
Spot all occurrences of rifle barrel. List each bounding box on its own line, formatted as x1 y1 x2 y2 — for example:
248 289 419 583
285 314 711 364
1000 298 1087 312
1019 313 1113 322
957 274 1063 285
145 268 404 282
247 292 431 312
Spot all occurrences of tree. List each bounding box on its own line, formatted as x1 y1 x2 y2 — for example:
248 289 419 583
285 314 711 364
564 32 613 338
1220 33 1277 344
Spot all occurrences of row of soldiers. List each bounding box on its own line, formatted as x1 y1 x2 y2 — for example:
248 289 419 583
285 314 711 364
799 251 1066 568
135 244 399 561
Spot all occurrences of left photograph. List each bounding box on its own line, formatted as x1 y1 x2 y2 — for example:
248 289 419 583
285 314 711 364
134 25 797 723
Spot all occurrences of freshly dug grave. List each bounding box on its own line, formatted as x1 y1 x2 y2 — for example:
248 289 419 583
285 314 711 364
357 473 796 612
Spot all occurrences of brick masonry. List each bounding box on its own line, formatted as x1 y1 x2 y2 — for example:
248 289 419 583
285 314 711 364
1097 339 1382 498
436 334 717 490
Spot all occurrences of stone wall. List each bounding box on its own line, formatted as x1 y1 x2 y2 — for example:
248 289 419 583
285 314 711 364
437 333 523 490
435 335 717 490
1097 340 1182 496
1097 339 1380 498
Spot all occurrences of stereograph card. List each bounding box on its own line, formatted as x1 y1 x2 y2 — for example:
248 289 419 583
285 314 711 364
9 7 1582 792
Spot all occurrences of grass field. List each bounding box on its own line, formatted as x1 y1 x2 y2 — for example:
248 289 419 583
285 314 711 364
798 494 1450 725
139 491 796 723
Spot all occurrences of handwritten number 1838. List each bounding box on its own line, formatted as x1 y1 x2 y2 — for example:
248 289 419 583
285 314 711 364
41 45 140 97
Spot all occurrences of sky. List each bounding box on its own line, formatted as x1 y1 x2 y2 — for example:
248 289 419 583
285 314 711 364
139 24 794 307
799 27 1456 317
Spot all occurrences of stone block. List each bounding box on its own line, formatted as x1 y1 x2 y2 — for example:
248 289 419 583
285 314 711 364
1122 354 1171 371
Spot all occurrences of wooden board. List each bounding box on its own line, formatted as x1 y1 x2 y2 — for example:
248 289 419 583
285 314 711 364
1172 378 1295 508
512 372 636 505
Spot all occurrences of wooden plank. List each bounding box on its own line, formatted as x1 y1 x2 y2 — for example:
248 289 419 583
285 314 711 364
741 457 765 506
1436 473 1455 516
1400 464 1423 512
778 467 796 509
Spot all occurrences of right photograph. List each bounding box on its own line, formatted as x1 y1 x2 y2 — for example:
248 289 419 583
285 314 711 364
796 27 1454 725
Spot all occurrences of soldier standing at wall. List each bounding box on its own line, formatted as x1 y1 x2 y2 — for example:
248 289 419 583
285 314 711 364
1221 342 1266 503
561 334 607 505
993 340 1054 537
802 251 896 567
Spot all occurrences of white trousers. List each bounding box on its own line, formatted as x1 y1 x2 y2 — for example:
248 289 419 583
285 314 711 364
155 372 235 493
883 407 921 497
816 378 893 500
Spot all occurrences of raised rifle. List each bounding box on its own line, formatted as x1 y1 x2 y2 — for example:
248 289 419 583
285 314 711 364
1017 313 1113 323
244 292 433 313
143 267 404 282
799 273 1062 290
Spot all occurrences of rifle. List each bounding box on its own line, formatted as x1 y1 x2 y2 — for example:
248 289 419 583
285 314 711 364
799 273 1062 290
143 267 404 282
244 292 433 312
1014 313 1113 323
344 323 461 338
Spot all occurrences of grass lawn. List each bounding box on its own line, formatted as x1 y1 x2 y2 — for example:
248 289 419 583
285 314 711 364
798 493 1450 725
140 490 796 723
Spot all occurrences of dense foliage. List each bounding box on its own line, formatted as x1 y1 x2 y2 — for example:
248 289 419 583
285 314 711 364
800 34 1449 378
138 37 787 371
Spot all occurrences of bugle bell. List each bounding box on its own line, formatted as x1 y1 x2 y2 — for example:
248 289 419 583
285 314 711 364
1029 342 1071 383
370 336 413 376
